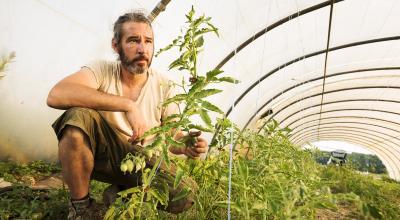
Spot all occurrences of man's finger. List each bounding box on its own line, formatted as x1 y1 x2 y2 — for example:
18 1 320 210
132 130 138 141
186 148 200 158
193 146 207 154
195 138 207 146
137 127 143 139
189 130 202 137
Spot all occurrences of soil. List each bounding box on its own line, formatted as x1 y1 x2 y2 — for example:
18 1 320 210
315 202 364 220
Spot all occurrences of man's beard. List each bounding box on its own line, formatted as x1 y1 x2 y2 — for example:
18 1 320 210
118 48 152 75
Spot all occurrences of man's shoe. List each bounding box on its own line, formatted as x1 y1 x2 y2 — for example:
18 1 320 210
68 197 104 220
102 184 122 207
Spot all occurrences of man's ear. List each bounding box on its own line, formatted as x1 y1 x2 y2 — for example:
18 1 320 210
111 38 119 53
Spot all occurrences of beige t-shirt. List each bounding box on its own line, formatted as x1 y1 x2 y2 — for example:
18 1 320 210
83 60 178 145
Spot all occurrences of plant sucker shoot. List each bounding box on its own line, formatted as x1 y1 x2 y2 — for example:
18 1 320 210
105 6 238 219
0 51 16 78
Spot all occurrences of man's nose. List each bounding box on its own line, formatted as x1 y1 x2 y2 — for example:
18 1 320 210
137 41 145 54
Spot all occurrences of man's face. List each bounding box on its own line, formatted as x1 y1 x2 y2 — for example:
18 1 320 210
117 21 154 75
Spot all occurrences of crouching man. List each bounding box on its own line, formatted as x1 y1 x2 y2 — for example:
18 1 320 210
47 11 208 220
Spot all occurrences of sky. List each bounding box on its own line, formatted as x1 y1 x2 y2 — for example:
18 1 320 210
304 140 374 155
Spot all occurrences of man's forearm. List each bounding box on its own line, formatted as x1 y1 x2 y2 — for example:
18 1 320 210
47 83 134 112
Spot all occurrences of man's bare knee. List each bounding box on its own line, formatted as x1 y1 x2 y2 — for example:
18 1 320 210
59 125 90 151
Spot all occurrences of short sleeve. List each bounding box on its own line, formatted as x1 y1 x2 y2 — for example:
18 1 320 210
82 60 121 93
82 60 107 89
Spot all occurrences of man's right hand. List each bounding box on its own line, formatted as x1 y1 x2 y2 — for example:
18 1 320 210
125 103 149 143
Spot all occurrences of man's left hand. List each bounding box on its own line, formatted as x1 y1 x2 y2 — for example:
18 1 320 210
184 137 208 159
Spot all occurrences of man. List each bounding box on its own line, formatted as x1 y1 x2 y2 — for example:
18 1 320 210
47 11 208 219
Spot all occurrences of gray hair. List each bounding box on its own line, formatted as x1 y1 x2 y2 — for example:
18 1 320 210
113 10 152 44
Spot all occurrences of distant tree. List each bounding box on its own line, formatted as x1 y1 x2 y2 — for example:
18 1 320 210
312 150 330 164
347 152 387 173
313 151 387 174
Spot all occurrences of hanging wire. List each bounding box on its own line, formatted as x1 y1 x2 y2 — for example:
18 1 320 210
375 0 398 104
255 1 272 128
357 0 371 40
34 0 98 35
256 0 304 134
317 0 334 140
227 127 234 220
293 0 311 134
7 0 11 45
227 0 241 218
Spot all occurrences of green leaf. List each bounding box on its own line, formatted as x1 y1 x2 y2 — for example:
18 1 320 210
141 126 162 140
186 5 195 21
192 16 205 28
146 135 164 150
217 117 233 127
367 204 382 218
181 50 191 62
146 157 163 186
216 77 239 84
162 144 170 166
195 89 222 99
237 160 249 180
117 187 141 197
184 107 199 116
168 58 186 70
148 188 167 205
155 36 182 57
188 124 214 132
171 188 190 202
273 119 278 130
163 114 181 123
206 22 219 37
282 127 292 134
162 120 187 131
194 28 214 38
174 167 185 189
206 69 223 81
215 201 242 212
104 206 115 220
188 78 205 96
251 202 267 210
163 94 187 106
200 100 224 114
194 36 204 47
166 136 185 147
199 109 212 127
215 200 228 208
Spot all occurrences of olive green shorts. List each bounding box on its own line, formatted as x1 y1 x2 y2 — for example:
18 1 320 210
52 107 196 212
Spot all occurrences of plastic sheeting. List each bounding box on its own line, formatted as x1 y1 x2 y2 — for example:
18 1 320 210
1 0 400 179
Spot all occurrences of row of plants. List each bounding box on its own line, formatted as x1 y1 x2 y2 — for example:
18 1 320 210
321 165 400 219
104 7 400 220
106 119 400 219
1 144 399 219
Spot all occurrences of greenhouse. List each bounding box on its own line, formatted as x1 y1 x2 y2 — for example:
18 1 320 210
1 0 400 219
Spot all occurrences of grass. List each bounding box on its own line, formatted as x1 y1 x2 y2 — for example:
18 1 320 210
0 160 109 219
